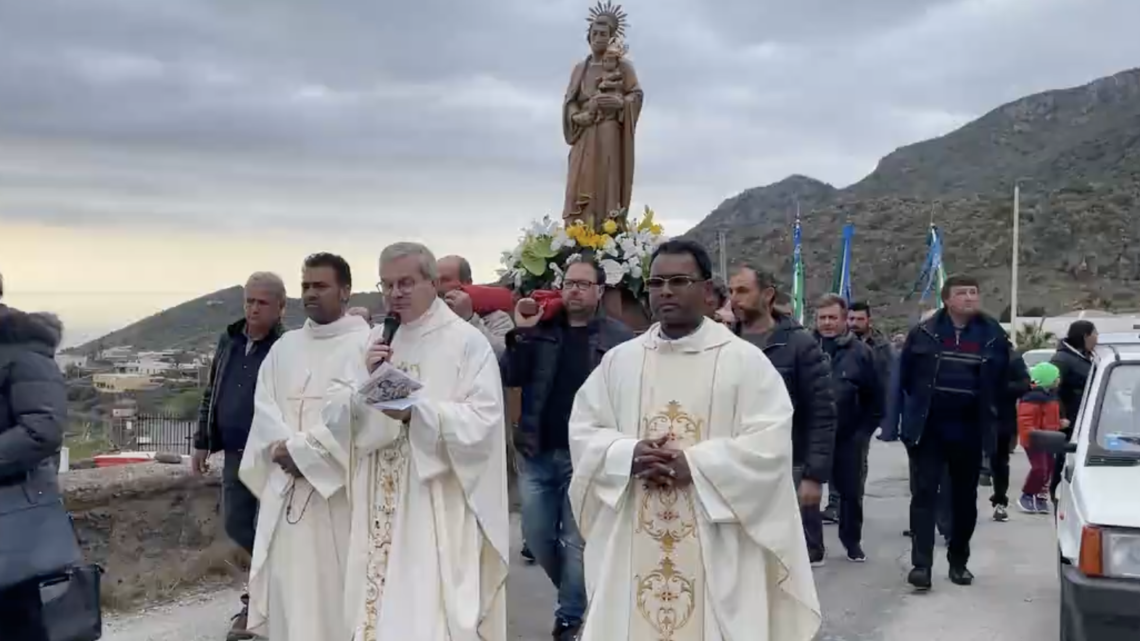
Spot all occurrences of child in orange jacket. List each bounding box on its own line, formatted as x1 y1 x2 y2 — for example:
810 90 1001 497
1017 362 1068 514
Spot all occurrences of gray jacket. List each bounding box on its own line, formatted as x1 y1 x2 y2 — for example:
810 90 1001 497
0 304 67 483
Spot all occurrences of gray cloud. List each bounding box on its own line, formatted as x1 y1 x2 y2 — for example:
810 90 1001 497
1 0 1139 239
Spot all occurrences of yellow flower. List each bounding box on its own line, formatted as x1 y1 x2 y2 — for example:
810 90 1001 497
637 206 657 232
602 220 618 235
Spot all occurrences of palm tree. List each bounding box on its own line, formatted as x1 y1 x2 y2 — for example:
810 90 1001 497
1014 321 1056 351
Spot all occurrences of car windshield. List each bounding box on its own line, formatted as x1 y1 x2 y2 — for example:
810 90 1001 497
1092 363 1140 455
1022 350 1054 369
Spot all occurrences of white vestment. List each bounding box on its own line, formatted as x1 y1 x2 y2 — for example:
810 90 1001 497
568 320 822 641
239 314 373 641
311 298 509 641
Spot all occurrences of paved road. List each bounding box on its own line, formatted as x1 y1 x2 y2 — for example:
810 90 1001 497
104 442 1060 640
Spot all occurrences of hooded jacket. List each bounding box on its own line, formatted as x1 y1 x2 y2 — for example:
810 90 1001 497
0 304 67 483
1051 339 1093 427
815 331 883 439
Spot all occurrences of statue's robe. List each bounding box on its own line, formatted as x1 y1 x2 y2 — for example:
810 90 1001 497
562 55 643 229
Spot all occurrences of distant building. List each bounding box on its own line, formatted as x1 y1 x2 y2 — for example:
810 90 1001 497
55 354 89 373
93 373 161 393
99 346 135 362
116 359 175 376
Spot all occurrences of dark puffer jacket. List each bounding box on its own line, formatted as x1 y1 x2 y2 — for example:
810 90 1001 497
0 305 67 483
747 314 837 483
816 332 882 439
1051 340 1093 427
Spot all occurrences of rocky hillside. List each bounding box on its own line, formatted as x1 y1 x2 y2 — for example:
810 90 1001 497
686 67 1140 328
69 287 385 354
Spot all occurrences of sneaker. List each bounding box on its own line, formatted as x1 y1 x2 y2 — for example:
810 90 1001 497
846 545 867 563
902 529 913 538
521 543 536 565
948 565 975 586
809 552 826 568
552 618 581 641
1035 495 1051 514
992 505 1009 522
226 607 255 641
821 505 839 524
1017 494 1037 514
907 567 932 591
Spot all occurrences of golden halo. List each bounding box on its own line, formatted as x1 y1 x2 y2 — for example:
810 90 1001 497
587 1 628 38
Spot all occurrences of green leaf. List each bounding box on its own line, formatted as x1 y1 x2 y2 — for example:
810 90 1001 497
531 236 559 259
520 249 548 276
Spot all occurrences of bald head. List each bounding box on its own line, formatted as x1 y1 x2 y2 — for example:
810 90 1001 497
437 255 473 294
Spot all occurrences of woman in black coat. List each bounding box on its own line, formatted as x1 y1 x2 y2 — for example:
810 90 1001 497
0 296 71 641
1048 320 1098 499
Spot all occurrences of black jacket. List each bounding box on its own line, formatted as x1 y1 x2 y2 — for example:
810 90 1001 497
194 319 284 453
889 310 1012 454
999 351 1031 437
741 315 836 483
816 332 883 440
860 329 897 425
0 305 67 483
1051 340 1093 426
500 311 633 453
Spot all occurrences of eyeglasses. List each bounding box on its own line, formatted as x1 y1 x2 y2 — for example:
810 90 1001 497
376 277 423 295
645 276 704 290
561 279 599 291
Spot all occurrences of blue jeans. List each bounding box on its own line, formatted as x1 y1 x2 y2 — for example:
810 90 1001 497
516 449 586 625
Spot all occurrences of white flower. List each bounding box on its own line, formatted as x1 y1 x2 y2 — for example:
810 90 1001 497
528 216 559 238
567 252 582 264
624 257 643 280
513 270 524 289
551 228 572 250
599 258 625 286
600 235 617 256
549 262 565 289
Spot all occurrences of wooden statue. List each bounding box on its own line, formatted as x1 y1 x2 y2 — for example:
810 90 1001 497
561 1 644 232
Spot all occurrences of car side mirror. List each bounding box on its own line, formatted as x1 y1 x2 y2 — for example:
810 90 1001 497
1029 430 1077 455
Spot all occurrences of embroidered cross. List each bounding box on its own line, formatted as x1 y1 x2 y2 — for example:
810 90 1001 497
283 371 327 525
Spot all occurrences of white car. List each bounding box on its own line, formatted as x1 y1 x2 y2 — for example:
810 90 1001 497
1034 337 1140 640
1022 348 1056 369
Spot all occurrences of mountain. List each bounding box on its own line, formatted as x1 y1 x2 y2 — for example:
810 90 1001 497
68 287 385 355
686 67 1140 328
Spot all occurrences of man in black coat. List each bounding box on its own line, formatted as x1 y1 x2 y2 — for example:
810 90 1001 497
813 294 882 562
500 259 633 641
823 300 895 523
191 272 286 641
728 265 836 565
988 349 1030 522
0 281 70 641
888 275 1012 590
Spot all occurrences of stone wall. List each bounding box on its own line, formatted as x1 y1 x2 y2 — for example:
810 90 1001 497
60 457 521 610
60 462 243 609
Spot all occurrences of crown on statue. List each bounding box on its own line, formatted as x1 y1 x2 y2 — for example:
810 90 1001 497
587 0 628 37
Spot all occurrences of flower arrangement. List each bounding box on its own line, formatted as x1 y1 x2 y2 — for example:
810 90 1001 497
499 206 667 294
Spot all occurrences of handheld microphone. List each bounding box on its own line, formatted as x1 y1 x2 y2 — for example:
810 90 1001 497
380 312 401 345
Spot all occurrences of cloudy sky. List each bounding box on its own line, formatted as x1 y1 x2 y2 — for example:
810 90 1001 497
1 0 1138 344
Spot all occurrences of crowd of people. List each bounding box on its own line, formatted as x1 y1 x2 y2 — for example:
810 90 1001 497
0 239 1100 640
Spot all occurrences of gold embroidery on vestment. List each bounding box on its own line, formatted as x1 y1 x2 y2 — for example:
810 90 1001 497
632 401 705 640
359 428 409 641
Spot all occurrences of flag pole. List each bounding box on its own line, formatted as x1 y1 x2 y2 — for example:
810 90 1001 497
1011 182 1021 341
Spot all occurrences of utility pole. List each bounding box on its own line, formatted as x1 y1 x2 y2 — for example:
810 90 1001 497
717 230 728 280
1011 182 1021 343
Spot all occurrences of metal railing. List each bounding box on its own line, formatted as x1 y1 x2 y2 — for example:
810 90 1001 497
107 414 195 455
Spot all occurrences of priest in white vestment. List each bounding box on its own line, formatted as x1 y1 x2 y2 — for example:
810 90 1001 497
317 242 509 641
568 239 822 641
239 253 373 641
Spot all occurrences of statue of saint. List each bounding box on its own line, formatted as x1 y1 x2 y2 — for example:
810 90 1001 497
562 1 644 231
